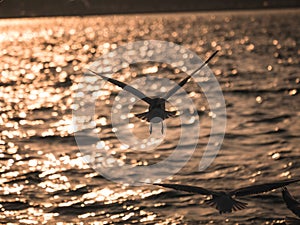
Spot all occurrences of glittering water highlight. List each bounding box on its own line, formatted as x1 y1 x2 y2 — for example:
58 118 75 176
0 9 299 224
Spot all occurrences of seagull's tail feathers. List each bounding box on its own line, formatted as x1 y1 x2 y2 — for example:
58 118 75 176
204 198 217 207
135 112 150 121
135 110 177 121
165 111 177 119
204 198 247 214
231 199 248 211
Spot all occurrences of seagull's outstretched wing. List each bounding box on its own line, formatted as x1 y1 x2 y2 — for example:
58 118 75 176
230 178 300 197
282 187 300 218
154 183 214 195
88 69 153 105
163 50 219 100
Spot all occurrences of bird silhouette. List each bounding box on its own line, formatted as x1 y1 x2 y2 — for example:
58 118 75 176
88 50 218 134
153 178 300 214
282 187 300 225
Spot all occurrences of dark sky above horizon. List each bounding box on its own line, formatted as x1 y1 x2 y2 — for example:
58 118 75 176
0 0 300 18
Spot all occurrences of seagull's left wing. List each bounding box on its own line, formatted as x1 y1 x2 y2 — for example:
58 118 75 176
231 178 300 197
87 69 153 105
282 187 300 218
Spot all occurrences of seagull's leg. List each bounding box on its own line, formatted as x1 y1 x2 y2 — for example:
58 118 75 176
161 122 164 134
149 123 152 134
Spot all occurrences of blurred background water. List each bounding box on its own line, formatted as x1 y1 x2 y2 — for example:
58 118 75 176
0 9 300 224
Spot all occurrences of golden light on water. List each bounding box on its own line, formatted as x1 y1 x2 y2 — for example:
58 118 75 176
0 8 299 225
142 66 159 74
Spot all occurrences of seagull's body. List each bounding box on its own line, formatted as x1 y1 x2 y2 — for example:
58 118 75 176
88 50 218 134
134 98 176 134
282 187 300 225
154 178 300 214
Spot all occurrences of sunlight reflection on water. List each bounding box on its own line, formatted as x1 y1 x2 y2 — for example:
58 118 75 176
0 9 299 224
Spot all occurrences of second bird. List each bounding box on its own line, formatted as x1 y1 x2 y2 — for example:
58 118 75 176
153 178 300 214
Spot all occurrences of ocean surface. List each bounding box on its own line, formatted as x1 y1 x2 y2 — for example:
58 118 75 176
0 9 300 224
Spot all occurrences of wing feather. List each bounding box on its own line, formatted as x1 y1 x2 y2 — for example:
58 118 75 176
282 187 300 218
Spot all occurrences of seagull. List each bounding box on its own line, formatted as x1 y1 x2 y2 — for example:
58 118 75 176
282 187 300 225
153 178 300 214
88 50 218 134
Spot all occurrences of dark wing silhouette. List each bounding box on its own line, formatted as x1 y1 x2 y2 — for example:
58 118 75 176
230 178 300 197
285 217 300 225
87 69 153 105
163 50 219 100
282 187 300 218
154 183 214 195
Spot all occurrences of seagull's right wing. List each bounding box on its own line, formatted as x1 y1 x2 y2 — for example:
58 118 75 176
163 50 219 100
282 187 300 218
88 69 153 105
231 178 300 197
154 183 213 195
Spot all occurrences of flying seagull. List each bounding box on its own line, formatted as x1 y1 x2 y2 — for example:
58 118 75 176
153 178 300 214
282 187 300 225
88 50 218 134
